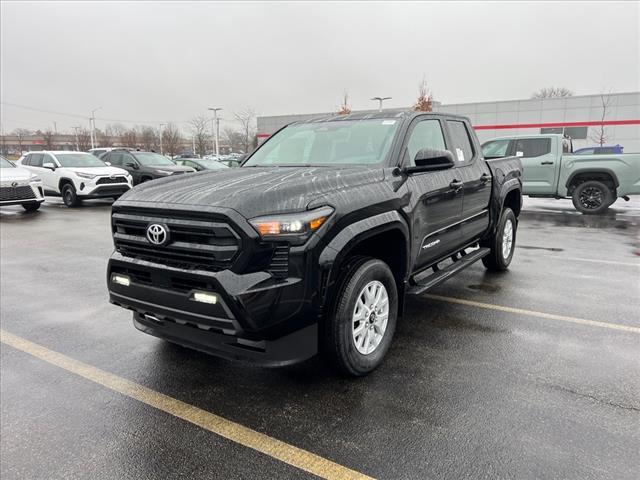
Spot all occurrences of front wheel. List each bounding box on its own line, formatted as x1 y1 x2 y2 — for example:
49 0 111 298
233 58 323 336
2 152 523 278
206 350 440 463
482 207 517 271
323 258 398 376
572 180 613 214
62 184 81 207
22 202 41 212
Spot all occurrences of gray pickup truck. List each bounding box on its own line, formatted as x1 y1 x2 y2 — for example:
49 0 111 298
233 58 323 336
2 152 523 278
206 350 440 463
482 134 640 214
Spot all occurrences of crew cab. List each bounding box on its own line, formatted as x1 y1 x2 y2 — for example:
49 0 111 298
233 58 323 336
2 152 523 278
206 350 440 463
107 111 523 375
17 151 132 207
100 150 194 185
0 155 45 211
482 134 640 214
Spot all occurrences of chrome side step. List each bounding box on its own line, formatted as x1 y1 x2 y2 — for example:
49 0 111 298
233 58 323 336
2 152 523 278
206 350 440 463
407 247 490 295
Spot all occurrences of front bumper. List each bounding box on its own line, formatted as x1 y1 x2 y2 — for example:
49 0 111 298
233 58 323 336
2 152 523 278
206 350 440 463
0 182 45 206
76 176 132 198
107 252 318 366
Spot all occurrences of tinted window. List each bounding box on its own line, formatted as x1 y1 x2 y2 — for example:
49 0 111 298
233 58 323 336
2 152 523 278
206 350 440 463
121 153 135 165
513 138 551 158
406 119 446 165
482 139 510 158
447 120 474 163
109 153 124 166
29 153 44 167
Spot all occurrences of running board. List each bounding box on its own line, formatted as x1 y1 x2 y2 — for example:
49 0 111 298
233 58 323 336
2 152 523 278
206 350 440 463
407 247 490 295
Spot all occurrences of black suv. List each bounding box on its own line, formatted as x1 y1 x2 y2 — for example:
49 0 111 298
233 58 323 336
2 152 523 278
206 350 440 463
102 150 194 185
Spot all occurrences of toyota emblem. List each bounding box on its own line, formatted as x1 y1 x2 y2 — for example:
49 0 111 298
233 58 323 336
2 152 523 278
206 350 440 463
146 224 169 246
110 174 116 179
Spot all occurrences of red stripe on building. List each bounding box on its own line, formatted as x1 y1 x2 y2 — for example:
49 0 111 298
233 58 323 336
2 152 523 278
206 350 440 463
473 119 640 130
256 119 640 139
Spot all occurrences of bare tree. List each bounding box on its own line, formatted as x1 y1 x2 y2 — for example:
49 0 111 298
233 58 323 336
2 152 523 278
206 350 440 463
121 129 137 147
189 116 210 156
43 130 55 149
531 87 574 99
413 77 434 112
162 123 182 157
98 130 114 147
234 107 256 153
589 91 614 146
139 126 157 150
337 91 352 115
13 128 31 153
77 128 92 151
223 127 245 153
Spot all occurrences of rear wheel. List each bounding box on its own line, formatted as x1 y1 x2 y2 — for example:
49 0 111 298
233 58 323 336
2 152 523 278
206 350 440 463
482 207 517 271
62 184 81 207
572 180 613 214
323 257 398 376
21 202 41 212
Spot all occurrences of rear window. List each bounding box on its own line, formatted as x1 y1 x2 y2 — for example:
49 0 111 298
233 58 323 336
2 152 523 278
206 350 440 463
514 138 551 158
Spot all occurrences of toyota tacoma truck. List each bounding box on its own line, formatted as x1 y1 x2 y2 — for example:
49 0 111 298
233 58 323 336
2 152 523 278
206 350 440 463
482 134 640 214
107 111 522 376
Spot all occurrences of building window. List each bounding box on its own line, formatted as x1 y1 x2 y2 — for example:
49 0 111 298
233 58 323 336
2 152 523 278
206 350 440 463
540 126 588 139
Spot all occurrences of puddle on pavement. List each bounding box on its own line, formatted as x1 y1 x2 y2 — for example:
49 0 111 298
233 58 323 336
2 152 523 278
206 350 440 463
520 210 636 230
519 245 564 252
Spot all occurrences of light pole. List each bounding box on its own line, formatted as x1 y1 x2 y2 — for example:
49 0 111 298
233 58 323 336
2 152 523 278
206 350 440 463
208 107 222 156
159 123 165 155
371 96 391 112
90 106 101 148
73 126 81 151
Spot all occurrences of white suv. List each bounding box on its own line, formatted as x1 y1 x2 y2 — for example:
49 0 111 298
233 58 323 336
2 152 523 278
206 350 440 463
0 155 45 211
17 151 132 207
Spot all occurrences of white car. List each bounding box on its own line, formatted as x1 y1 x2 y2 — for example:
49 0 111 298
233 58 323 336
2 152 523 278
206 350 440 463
16 151 132 207
0 155 45 211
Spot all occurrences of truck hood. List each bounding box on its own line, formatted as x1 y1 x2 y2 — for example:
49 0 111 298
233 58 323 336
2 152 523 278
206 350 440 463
149 165 194 173
118 166 385 218
62 166 129 177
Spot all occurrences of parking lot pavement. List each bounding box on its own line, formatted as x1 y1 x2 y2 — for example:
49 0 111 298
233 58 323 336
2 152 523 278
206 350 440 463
1 197 639 480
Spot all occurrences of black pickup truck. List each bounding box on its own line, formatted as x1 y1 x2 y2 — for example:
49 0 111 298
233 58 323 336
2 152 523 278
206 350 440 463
107 111 522 375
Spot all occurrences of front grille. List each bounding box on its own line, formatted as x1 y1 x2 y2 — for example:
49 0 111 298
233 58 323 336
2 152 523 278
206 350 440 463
96 176 127 185
0 185 35 201
112 208 241 271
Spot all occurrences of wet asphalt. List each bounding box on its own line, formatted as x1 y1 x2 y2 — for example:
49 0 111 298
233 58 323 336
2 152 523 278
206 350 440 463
1 196 639 480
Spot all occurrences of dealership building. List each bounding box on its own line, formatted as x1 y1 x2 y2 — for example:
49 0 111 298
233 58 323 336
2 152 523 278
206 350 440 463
257 91 640 153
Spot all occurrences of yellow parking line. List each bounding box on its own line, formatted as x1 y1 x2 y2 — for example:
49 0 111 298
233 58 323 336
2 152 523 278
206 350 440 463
422 294 640 334
0 329 374 480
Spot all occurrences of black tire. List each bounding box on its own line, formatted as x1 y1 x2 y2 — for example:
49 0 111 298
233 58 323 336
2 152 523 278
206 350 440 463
482 207 517 271
21 202 41 212
61 183 81 207
323 257 398 376
572 180 613 215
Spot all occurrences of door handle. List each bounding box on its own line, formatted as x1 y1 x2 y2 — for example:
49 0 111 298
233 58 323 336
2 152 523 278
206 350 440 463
450 180 463 191
541 161 554 165
480 173 490 183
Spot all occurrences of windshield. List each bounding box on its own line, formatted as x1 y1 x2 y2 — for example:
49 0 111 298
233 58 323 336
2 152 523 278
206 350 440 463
0 156 14 168
482 140 510 158
134 152 176 166
244 119 399 167
55 153 107 167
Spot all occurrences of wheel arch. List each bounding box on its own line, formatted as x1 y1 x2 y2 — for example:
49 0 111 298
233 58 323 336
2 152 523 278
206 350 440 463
318 211 410 313
58 177 75 192
565 169 619 196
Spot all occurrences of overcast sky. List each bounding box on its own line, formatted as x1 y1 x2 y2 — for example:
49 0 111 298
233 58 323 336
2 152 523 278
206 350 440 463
1 1 638 134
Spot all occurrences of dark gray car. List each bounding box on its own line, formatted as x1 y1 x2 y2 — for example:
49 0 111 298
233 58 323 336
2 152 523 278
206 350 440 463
102 150 194 185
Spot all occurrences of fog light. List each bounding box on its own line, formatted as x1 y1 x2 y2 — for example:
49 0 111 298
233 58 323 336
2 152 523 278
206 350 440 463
192 291 218 304
112 274 130 286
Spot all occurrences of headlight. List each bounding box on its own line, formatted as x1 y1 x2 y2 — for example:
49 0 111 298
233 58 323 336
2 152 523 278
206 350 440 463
29 175 41 182
76 172 97 179
249 206 334 244
157 170 173 175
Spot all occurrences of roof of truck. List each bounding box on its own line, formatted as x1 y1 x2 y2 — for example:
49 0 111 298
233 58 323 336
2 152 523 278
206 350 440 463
298 110 470 124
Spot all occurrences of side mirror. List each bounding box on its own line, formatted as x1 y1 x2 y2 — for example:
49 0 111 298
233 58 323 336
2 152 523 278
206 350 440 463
404 149 455 174
125 162 138 169
104 161 112 166
43 162 56 170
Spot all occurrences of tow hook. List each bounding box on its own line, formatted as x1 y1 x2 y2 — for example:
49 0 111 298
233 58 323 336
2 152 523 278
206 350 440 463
622 195 630 201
